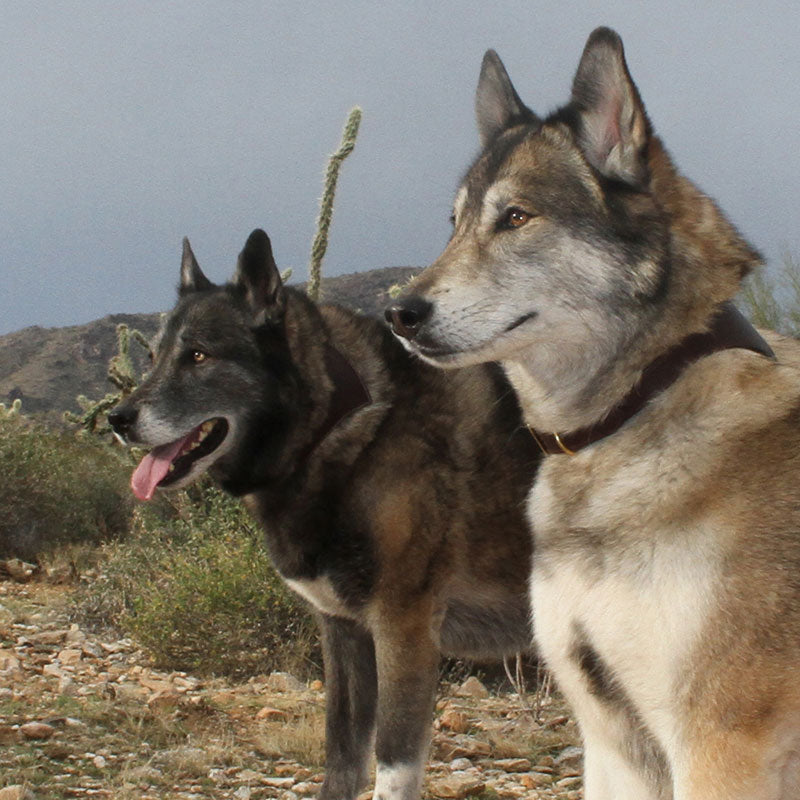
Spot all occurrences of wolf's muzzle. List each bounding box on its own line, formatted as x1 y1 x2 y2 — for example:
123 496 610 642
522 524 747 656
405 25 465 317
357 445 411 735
108 404 138 441
384 296 432 341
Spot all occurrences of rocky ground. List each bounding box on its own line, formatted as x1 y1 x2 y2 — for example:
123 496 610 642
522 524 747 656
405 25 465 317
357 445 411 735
0 576 583 800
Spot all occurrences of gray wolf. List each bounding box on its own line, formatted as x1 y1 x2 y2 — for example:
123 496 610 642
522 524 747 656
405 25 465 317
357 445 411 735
108 229 540 800
386 27 800 800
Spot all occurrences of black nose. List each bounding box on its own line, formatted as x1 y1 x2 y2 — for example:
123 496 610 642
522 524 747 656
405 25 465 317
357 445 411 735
108 405 138 438
384 296 433 341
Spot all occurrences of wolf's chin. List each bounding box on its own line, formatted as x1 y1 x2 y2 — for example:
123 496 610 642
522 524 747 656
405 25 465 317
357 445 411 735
408 319 538 369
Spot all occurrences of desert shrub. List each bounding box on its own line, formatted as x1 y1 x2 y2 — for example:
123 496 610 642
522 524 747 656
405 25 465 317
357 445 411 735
0 414 132 559
79 483 318 679
740 253 800 337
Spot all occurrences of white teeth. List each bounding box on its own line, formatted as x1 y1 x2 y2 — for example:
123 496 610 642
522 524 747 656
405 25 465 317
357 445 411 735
190 441 201 450
196 420 214 444
168 464 175 472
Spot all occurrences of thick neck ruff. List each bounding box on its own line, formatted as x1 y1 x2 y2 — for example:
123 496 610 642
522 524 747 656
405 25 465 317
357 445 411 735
528 302 775 456
298 343 372 463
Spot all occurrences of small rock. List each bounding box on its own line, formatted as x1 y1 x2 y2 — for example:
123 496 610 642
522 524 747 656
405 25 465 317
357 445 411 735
521 772 554 789
233 788 252 800
126 765 164 782
57 648 82 665
0 650 21 672
64 624 85 643
555 745 583 768
236 769 263 782
256 706 288 721
428 771 485 799
147 689 182 709
0 786 36 800
172 676 200 692
493 758 531 773
267 671 305 693
81 641 103 659
20 721 56 740
309 679 323 691
42 663 64 678
99 639 130 654
262 777 296 788
2 559 37 582
455 676 489 699
27 630 67 645
556 776 583 788
439 709 470 733
114 683 147 702
449 758 473 771
139 677 173 693
432 733 492 760
293 782 318 795
93 755 107 769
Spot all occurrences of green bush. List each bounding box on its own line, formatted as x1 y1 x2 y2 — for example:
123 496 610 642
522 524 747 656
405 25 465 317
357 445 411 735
0 415 132 559
740 253 800 337
80 483 318 679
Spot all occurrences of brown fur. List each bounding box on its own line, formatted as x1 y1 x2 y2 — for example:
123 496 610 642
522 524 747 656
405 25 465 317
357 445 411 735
110 230 539 800
386 28 800 800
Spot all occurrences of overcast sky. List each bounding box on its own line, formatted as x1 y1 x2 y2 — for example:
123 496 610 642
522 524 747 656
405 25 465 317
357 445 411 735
2 1 798 335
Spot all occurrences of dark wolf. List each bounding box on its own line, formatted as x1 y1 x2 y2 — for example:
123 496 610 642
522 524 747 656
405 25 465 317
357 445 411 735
109 229 540 800
387 27 800 800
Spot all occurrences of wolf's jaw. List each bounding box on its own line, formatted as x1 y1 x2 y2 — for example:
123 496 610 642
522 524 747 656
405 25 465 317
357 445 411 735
130 417 230 500
407 315 540 370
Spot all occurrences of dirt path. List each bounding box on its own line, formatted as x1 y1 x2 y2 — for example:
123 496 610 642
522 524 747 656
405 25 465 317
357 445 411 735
0 579 583 800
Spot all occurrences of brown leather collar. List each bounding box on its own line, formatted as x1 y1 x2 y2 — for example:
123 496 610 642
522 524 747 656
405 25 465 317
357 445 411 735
299 343 372 462
529 302 775 456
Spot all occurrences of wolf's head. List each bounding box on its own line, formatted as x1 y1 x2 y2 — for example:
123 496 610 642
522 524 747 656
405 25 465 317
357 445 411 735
386 28 759 385
110 229 303 499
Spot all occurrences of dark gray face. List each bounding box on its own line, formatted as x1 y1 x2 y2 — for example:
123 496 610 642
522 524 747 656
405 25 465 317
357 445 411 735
109 229 294 499
386 29 668 372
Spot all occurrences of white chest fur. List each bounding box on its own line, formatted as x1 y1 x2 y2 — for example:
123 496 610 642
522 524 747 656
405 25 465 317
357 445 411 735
285 575 354 619
528 454 721 761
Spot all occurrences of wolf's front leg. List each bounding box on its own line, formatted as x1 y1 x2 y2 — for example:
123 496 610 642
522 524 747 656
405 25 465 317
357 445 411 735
318 614 378 800
582 729 665 800
371 605 441 800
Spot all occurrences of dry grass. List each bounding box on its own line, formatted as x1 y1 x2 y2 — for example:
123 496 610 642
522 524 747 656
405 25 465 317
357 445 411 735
0 580 583 798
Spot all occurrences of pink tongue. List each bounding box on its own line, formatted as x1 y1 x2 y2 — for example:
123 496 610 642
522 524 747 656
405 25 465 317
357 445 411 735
130 432 195 501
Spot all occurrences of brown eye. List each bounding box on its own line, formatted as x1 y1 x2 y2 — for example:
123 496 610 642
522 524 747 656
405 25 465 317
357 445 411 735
502 207 533 229
192 350 208 364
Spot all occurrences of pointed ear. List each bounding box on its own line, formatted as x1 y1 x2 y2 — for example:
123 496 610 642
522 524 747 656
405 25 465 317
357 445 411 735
570 27 650 187
234 229 285 320
475 50 539 147
180 237 214 294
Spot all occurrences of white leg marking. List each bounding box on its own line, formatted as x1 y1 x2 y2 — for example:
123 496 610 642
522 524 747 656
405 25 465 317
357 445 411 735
372 761 422 800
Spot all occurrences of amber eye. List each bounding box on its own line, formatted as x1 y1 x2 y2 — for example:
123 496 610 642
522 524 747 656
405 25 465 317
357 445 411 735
192 350 208 364
502 207 533 229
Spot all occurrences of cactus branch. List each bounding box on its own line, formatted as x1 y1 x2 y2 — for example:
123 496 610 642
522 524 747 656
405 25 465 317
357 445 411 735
307 107 362 302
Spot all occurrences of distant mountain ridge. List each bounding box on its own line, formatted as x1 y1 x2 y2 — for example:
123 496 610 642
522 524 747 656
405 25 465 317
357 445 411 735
0 267 418 421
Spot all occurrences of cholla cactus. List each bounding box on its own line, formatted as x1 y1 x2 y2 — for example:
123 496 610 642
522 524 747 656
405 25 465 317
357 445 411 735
0 398 22 419
307 107 362 302
65 323 151 434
